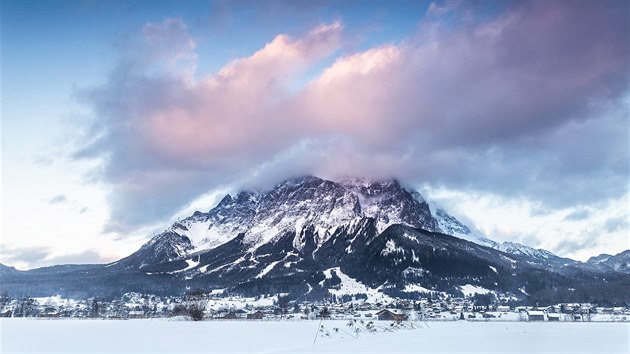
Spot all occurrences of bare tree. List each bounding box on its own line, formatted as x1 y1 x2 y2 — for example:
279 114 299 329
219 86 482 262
184 289 207 321
277 295 289 318
319 307 331 319
90 299 100 318
0 291 9 307
18 297 37 317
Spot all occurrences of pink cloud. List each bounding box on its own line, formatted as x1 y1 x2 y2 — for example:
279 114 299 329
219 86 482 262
140 21 343 162
78 1 628 231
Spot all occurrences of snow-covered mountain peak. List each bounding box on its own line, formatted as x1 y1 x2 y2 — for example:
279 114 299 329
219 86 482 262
159 175 440 255
143 175 567 267
337 176 403 195
338 176 437 233
170 190 261 251
434 208 472 237
244 176 361 247
428 203 565 263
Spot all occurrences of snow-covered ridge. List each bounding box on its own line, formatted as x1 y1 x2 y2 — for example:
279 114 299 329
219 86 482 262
588 250 630 273
161 175 439 256
587 254 613 264
152 175 562 263
430 206 561 262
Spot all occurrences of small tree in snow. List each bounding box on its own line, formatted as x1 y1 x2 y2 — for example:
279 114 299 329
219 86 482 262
90 299 99 318
184 289 207 321
277 295 289 318
319 307 331 319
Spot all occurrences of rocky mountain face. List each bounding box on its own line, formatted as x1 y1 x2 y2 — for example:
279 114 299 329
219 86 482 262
130 175 575 272
132 176 441 265
1 175 629 305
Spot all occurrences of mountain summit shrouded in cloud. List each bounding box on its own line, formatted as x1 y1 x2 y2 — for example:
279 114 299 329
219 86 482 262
75 1 628 235
3 175 629 306
2 0 628 269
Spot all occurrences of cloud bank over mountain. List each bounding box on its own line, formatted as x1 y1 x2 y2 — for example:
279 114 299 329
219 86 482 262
75 1 628 259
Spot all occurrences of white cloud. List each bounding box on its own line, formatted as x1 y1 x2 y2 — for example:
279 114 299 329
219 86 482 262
422 185 629 261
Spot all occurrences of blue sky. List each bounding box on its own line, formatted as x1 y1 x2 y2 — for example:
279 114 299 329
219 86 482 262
1 0 628 269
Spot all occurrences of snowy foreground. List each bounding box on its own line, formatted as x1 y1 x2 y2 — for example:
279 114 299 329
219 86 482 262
1 319 628 353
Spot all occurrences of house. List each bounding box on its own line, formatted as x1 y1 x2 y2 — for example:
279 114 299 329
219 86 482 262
246 311 264 320
392 313 407 321
40 307 60 318
580 305 593 314
497 305 510 313
222 312 240 319
397 300 412 309
71 309 89 318
375 309 406 321
375 309 394 321
128 310 144 319
548 314 561 322
527 310 545 321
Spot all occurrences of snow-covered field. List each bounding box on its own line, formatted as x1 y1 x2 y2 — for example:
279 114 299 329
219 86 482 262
1 319 628 353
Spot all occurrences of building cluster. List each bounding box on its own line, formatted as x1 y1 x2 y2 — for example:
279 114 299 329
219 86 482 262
1 292 628 322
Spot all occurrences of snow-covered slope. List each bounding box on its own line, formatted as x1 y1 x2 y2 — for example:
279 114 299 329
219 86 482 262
493 241 557 260
172 190 260 251
320 267 391 303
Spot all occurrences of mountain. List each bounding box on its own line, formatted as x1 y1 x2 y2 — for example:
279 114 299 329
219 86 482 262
586 250 630 274
123 176 441 270
0 263 19 275
1 175 629 305
587 254 613 264
430 206 576 268
605 251 630 273
128 175 563 269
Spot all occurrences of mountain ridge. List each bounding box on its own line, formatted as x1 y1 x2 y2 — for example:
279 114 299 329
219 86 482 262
145 175 573 268
1 175 628 306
